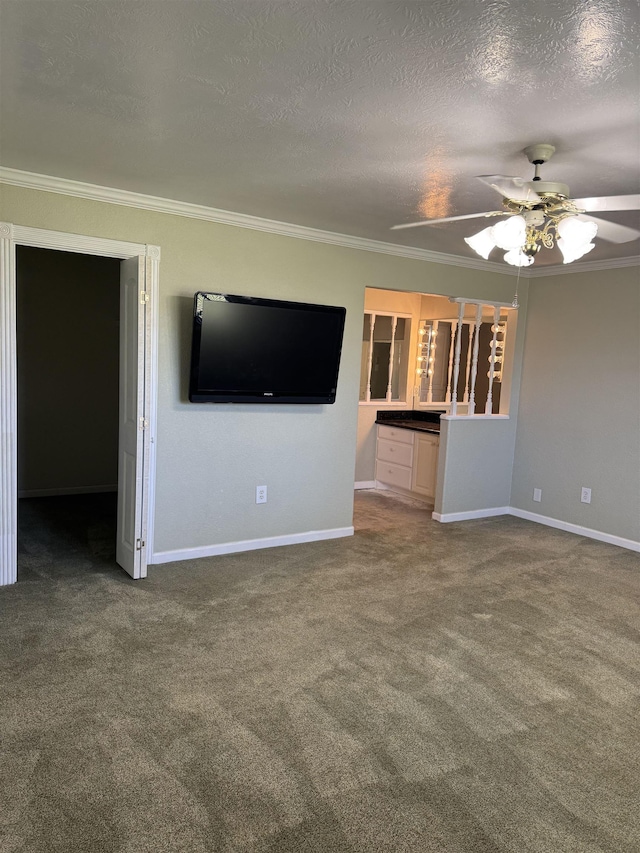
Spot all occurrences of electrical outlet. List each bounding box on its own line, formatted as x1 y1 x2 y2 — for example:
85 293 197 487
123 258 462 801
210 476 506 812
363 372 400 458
256 485 267 504
533 488 542 502
581 487 591 504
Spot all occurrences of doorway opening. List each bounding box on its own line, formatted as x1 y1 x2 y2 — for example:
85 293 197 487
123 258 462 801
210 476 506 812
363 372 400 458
16 247 121 579
0 222 158 586
354 286 517 524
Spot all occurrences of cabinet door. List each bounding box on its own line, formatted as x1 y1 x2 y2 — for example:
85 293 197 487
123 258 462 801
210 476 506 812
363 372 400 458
411 433 439 501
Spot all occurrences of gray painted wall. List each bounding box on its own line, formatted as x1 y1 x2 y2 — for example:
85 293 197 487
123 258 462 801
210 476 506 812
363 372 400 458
16 246 120 495
511 266 640 542
436 417 515 515
3 184 523 558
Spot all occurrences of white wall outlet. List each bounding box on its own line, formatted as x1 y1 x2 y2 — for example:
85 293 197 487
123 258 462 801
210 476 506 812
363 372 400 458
256 485 267 504
581 487 591 504
533 488 542 502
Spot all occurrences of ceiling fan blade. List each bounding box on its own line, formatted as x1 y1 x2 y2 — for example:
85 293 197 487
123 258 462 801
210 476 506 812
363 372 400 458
391 211 503 230
476 175 541 203
578 214 640 243
573 194 640 212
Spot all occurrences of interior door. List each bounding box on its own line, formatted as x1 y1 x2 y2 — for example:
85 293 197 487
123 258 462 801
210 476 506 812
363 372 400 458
116 255 149 578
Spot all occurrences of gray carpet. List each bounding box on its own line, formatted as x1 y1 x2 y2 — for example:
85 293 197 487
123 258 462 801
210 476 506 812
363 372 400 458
2 491 639 852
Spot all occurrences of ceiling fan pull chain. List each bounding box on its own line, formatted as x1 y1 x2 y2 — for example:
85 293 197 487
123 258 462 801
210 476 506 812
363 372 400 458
512 266 522 309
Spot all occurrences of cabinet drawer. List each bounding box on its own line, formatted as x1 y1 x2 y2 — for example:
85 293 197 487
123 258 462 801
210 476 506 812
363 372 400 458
376 459 413 491
377 424 414 445
376 437 413 467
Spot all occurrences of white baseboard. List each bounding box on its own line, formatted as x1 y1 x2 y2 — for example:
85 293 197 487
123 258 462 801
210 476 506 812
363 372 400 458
151 525 354 565
431 504 639 552
508 507 640 553
354 480 377 490
18 484 118 498
432 507 510 523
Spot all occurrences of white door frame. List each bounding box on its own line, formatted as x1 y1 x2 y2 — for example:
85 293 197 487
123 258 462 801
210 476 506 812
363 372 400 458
0 222 159 585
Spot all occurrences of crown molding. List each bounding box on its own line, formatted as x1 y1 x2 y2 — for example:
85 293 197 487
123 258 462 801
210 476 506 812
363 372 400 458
525 254 640 276
0 167 516 273
1 167 637 277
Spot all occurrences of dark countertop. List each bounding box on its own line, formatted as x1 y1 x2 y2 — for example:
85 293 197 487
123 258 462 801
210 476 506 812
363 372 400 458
378 419 440 434
375 409 444 435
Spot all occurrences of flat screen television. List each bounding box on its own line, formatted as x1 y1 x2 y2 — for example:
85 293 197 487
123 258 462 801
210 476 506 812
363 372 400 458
189 292 347 404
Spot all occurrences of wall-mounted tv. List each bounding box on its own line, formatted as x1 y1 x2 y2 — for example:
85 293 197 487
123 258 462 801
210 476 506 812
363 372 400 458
189 292 346 404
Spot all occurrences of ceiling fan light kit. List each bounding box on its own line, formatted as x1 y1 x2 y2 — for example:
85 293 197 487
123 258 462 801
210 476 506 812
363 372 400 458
394 143 640 267
467 145 598 266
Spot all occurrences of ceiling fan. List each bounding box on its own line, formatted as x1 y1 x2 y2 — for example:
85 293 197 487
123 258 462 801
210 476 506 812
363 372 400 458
392 144 640 266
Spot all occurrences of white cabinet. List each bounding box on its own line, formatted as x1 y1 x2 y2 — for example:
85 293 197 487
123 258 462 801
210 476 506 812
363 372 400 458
375 424 439 504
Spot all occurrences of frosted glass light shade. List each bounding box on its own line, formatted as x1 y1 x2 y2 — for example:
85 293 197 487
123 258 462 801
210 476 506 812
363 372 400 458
557 216 598 245
557 238 595 263
490 215 526 250
464 226 496 259
503 248 534 267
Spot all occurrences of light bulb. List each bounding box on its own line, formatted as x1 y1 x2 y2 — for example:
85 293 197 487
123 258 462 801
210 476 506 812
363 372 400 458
490 215 526 250
465 226 496 259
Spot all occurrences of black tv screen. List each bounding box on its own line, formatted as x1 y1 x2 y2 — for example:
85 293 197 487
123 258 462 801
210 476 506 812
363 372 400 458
189 292 347 403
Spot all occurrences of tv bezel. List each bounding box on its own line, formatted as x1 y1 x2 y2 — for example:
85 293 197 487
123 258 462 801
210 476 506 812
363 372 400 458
188 291 346 404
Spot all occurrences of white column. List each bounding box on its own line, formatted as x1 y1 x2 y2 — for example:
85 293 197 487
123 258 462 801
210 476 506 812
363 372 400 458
445 320 458 404
0 223 17 585
468 303 483 416
463 320 474 404
450 302 465 415
385 315 398 402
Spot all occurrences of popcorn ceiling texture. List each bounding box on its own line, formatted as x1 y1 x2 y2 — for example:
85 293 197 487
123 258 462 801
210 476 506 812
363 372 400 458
1 0 638 264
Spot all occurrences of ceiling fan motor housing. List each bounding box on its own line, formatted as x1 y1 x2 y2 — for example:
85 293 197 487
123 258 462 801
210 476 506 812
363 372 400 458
531 181 571 198
524 143 556 165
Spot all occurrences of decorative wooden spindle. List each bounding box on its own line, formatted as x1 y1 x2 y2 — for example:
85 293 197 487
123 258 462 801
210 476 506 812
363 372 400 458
450 302 465 415
485 305 501 414
385 315 398 402
445 320 458 403
365 312 374 402
463 319 474 404
468 302 483 415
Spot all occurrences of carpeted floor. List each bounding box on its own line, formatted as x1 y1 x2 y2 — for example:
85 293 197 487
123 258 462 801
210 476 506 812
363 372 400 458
2 491 639 852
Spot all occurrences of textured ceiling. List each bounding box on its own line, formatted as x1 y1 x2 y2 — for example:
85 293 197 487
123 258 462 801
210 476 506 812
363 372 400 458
1 0 639 267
